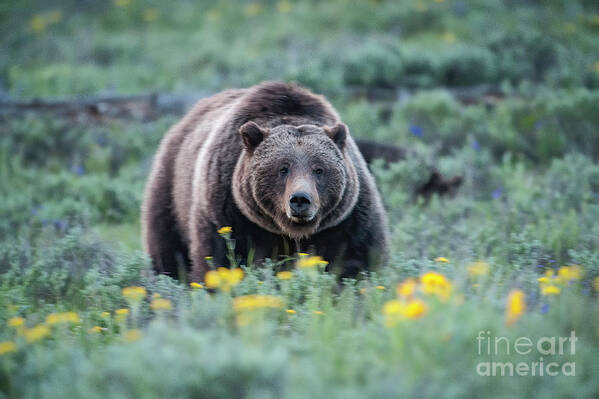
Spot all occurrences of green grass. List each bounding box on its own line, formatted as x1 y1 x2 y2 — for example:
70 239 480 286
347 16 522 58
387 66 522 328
94 223 143 252
1 0 599 398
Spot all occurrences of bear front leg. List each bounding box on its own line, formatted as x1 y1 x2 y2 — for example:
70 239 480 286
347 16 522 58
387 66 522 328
332 243 387 279
141 173 189 280
189 217 228 282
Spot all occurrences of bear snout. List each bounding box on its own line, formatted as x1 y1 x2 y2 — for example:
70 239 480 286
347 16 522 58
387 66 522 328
284 175 320 223
289 192 313 219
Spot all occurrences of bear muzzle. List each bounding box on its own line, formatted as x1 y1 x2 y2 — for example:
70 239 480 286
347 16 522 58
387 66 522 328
287 191 317 222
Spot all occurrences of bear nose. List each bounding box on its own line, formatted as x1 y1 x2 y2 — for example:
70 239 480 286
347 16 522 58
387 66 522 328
289 192 312 216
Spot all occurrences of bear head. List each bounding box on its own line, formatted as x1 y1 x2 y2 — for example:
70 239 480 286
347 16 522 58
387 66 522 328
233 122 359 239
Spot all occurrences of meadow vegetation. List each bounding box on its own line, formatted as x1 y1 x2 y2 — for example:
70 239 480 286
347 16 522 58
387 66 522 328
1 0 599 397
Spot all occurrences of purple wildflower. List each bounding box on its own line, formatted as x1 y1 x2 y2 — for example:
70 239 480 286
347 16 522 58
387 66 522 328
409 125 423 137
72 164 85 176
96 135 108 146
453 1 467 16
492 187 503 200
540 303 550 314
534 120 544 130
53 219 69 232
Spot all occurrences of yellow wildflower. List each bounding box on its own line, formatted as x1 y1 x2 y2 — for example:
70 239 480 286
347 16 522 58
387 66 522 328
297 255 328 269
24 324 50 343
115 308 129 320
383 300 403 315
564 23 576 34
375 285 385 291
541 285 561 296
143 8 159 22
421 272 452 301
206 9 220 22
122 286 147 303
113 0 130 7
29 15 46 33
233 295 284 312
150 298 173 311
383 299 428 327
403 299 428 319
45 10 62 24
396 278 417 298
124 329 142 342
0 341 17 355
217 226 232 235
8 317 25 328
277 0 292 13
276 271 294 280
506 290 526 326
468 261 490 277
45 313 60 325
313 310 324 316
101 312 111 318
244 2 263 17
537 276 551 284
359 288 367 295
190 282 204 289
46 312 80 325
593 276 599 292
235 313 251 327
205 267 244 292
89 326 103 333
434 257 450 263
62 311 80 323
205 269 222 288
556 265 583 283
298 253 309 256
286 309 296 314
442 32 456 44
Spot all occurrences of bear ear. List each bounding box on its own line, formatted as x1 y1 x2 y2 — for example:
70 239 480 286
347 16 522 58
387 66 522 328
240 121 269 153
323 123 348 150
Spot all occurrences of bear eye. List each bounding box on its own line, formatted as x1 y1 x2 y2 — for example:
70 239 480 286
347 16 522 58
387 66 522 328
279 166 289 176
313 168 324 176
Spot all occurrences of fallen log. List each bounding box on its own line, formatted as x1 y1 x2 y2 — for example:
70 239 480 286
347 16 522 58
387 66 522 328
0 92 209 123
0 85 504 123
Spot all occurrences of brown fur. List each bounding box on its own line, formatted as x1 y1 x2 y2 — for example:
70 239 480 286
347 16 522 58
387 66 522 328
142 82 389 281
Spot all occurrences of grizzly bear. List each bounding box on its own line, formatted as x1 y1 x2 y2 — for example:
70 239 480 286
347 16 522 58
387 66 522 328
142 82 389 281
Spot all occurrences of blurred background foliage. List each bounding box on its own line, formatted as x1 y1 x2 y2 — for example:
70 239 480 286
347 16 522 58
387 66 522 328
1 0 599 96
1 0 599 398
